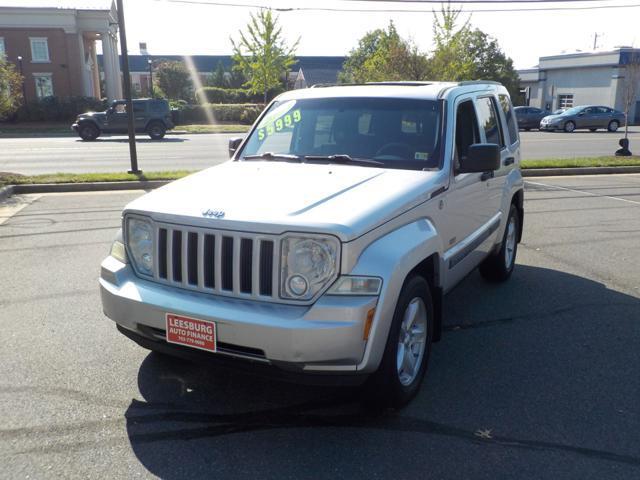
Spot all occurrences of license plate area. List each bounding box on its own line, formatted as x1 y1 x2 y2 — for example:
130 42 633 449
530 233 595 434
166 313 217 353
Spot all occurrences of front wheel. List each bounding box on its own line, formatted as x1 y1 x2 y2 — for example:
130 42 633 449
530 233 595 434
147 122 166 140
479 204 520 282
364 275 434 409
564 121 576 133
608 120 619 132
78 123 99 141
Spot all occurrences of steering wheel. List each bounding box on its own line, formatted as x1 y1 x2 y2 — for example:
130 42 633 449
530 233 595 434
374 142 412 159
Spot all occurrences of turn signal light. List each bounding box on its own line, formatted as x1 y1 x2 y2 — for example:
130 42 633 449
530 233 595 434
363 308 376 340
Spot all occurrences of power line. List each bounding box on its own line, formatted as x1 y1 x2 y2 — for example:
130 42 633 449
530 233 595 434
155 0 640 13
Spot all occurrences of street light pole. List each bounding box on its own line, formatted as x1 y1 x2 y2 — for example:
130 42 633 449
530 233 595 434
115 0 141 175
148 58 153 98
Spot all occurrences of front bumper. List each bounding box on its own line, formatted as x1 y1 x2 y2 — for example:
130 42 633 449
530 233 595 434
100 256 378 378
71 123 79 132
539 123 560 131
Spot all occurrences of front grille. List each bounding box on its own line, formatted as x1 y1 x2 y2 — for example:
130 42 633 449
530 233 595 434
152 222 278 300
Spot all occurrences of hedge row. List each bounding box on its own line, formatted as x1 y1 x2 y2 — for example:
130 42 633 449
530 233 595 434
16 96 108 122
178 103 264 125
196 87 256 104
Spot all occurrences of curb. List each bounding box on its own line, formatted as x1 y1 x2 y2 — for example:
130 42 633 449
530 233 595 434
10 180 171 195
522 166 640 176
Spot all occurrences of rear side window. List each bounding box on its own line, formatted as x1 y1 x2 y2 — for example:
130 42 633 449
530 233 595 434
476 97 504 147
498 94 519 146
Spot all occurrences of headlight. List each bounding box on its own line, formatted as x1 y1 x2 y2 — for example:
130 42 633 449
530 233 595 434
327 276 382 295
280 235 339 300
126 217 153 276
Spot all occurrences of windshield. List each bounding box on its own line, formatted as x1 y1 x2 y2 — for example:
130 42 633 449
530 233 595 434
561 106 583 116
239 97 443 170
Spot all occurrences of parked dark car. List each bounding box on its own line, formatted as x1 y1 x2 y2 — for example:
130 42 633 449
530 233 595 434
514 106 550 130
539 105 626 133
72 98 175 141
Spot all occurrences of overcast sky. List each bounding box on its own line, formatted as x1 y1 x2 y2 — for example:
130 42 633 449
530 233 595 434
6 0 640 69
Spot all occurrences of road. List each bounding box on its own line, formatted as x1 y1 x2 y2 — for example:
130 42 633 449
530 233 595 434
1 129 639 175
1 174 639 479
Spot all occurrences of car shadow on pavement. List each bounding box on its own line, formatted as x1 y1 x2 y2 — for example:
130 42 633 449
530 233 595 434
124 265 640 479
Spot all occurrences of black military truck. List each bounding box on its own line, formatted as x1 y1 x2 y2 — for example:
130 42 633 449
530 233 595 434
72 98 174 141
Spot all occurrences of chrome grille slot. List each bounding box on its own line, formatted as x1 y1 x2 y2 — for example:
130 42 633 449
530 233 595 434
240 238 253 294
172 230 182 283
221 236 234 291
151 222 279 301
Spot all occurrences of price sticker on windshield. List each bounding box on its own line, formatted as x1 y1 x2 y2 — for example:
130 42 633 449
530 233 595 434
257 109 301 141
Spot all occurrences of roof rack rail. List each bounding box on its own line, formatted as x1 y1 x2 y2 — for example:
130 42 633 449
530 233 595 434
457 80 502 86
365 81 433 86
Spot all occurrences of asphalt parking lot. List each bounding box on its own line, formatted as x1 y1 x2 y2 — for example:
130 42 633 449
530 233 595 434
1 174 639 479
1 129 639 175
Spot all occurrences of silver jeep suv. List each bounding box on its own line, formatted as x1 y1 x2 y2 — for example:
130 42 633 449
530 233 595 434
100 81 524 407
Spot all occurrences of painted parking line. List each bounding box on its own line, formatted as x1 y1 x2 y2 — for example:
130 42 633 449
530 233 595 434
0 195 42 226
525 180 640 206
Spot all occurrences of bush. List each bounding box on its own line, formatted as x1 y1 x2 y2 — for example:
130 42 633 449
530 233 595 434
17 96 108 122
178 103 264 125
196 87 256 104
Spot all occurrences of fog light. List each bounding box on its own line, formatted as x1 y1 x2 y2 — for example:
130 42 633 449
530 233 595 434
288 274 308 296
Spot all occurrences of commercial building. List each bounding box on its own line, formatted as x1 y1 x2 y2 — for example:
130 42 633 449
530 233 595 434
0 0 123 102
518 48 640 123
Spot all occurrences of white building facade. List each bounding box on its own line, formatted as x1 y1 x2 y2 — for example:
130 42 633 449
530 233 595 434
518 48 640 124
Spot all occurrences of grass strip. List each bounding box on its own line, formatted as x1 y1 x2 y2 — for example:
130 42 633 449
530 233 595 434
2 157 640 188
522 156 640 169
0 170 194 187
180 124 250 134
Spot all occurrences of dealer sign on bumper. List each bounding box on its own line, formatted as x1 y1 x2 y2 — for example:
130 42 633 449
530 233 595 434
166 313 217 352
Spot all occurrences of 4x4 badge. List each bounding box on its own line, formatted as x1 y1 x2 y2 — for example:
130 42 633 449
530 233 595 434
202 209 225 219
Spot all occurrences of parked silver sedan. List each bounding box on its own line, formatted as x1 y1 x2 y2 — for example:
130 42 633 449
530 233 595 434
540 105 626 132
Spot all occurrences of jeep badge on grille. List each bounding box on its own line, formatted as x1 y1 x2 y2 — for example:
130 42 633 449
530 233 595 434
202 209 225 219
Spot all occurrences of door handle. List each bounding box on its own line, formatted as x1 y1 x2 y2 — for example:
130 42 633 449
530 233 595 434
504 157 515 166
480 171 494 181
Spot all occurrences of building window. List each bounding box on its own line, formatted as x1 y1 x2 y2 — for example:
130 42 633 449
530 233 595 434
30 37 50 62
558 94 574 109
34 74 54 98
0 38 5 59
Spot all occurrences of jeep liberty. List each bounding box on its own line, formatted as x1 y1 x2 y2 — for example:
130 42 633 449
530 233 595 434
100 81 524 407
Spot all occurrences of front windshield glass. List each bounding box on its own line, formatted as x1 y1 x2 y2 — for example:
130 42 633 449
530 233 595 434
239 97 442 170
561 106 583 116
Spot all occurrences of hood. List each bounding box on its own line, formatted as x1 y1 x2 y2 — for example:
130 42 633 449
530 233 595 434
542 114 564 122
78 111 105 119
124 161 443 241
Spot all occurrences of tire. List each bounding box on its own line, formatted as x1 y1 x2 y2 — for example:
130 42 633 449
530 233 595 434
524 128 531 131
479 204 520 282
364 275 434 409
147 122 166 140
564 121 575 133
608 120 619 132
589 128 597 132
78 123 99 141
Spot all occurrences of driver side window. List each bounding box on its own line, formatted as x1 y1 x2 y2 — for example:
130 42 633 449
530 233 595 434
454 100 480 171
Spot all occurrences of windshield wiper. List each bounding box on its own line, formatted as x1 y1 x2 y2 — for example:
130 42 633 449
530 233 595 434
243 152 301 162
304 154 384 166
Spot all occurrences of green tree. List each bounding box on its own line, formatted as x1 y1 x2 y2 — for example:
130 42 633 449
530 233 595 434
0 58 24 119
210 60 228 88
428 5 520 97
339 21 429 83
230 9 298 103
154 60 192 101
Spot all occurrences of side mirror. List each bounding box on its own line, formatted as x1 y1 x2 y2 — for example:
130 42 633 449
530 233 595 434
228 137 243 158
578 112 585 116
458 143 500 173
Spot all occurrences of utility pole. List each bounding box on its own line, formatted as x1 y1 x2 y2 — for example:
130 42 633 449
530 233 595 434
116 0 141 175
148 58 154 98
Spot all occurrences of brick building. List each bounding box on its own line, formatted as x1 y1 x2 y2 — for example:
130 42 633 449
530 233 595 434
0 0 122 102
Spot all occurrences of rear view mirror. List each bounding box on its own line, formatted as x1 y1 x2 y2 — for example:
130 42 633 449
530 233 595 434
228 137 243 158
459 144 500 173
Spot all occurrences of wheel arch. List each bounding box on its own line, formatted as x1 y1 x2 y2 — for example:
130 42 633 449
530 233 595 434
511 189 524 243
348 219 444 372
